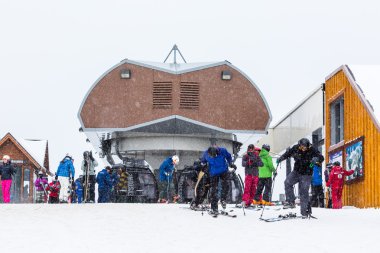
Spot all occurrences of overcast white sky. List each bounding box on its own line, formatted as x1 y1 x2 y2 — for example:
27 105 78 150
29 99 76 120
1 0 379 174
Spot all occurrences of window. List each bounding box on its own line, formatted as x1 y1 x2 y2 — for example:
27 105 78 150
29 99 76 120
330 97 344 145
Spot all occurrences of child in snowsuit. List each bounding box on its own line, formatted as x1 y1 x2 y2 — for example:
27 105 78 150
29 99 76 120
116 166 128 203
326 161 354 209
75 178 83 203
311 163 324 207
242 144 263 207
190 160 210 210
46 175 61 204
35 170 48 203
253 144 275 206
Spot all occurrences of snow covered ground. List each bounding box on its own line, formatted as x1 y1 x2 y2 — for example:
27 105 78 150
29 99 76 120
1 204 379 253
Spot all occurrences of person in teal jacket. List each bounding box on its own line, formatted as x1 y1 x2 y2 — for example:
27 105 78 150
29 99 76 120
253 144 275 205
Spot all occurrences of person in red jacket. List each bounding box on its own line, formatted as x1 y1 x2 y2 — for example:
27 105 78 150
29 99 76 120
326 161 354 209
46 175 61 204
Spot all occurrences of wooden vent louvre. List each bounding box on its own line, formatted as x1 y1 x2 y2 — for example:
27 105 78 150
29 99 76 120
180 82 199 109
153 82 172 108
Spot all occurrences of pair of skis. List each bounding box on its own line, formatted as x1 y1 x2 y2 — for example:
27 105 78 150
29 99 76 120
260 212 317 222
207 209 237 218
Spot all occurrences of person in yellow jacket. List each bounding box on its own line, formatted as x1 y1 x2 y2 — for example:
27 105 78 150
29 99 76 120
253 144 276 205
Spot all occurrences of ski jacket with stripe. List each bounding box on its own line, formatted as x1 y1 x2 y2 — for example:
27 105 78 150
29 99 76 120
96 169 112 189
81 159 98 176
326 166 354 189
35 177 48 191
201 147 232 177
56 157 75 178
75 179 83 192
258 149 274 178
0 162 16 180
159 157 175 182
312 165 323 186
278 144 324 175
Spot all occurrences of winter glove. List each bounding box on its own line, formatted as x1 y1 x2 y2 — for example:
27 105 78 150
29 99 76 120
229 164 237 172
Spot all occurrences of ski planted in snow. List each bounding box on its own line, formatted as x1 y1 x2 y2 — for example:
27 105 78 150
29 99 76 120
260 212 317 222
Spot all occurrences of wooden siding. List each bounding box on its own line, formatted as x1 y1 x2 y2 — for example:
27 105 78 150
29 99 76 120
325 69 380 208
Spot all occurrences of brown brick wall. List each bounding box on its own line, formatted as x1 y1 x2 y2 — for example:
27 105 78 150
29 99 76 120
80 63 270 131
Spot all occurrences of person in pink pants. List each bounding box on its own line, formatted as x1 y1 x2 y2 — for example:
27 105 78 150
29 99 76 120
0 155 16 203
241 145 263 207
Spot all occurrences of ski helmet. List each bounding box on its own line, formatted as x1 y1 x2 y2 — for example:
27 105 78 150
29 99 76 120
333 161 340 166
172 155 179 165
38 170 43 175
298 138 311 148
2 155 10 161
262 144 270 152
83 151 90 159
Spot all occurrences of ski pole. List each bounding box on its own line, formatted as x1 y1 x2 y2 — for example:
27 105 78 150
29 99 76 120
260 162 280 219
167 173 170 203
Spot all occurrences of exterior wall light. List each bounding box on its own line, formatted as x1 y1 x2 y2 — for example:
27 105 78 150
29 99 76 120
120 69 131 79
221 70 232 80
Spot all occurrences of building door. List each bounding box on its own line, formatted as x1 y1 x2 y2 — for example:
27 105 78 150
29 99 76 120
23 168 31 202
11 166 22 203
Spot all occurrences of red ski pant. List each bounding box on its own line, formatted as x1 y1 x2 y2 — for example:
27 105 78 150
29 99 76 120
1 179 12 203
331 188 343 209
242 175 259 204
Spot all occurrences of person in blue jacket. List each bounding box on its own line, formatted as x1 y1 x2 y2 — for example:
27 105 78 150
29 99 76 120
158 155 179 203
96 166 112 203
201 145 236 214
56 154 75 203
311 163 324 207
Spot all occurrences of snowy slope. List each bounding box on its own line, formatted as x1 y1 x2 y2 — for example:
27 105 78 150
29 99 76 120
1 204 379 253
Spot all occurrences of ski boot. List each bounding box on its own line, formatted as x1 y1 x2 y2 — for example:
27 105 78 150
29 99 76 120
262 200 274 206
252 199 262 206
220 200 227 210
283 202 296 209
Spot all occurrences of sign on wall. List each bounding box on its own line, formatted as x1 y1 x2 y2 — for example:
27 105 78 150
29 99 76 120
345 137 364 182
328 136 364 184
329 150 343 166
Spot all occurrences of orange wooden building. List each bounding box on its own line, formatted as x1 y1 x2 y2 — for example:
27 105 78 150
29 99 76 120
325 65 380 208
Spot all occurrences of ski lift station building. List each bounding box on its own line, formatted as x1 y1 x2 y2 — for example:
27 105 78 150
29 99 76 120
78 46 272 172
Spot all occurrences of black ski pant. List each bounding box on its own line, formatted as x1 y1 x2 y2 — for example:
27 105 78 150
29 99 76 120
254 177 272 202
89 175 96 202
311 185 324 207
284 170 312 216
209 171 229 211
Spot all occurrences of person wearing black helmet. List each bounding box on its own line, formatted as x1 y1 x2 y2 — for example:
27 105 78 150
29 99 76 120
277 138 324 217
81 151 98 203
201 144 235 214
